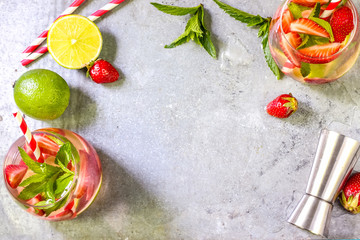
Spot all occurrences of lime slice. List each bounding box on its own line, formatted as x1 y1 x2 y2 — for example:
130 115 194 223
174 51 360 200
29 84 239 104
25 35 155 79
47 15 103 69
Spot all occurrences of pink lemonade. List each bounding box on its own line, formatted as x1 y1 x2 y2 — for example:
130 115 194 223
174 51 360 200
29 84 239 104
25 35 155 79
269 0 360 84
3 128 102 221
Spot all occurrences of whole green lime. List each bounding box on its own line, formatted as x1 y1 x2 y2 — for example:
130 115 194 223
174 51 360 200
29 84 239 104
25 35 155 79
14 69 70 120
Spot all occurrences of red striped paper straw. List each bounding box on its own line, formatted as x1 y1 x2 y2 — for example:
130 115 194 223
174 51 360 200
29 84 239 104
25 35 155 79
320 0 341 18
21 0 87 59
13 111 44 163
87 0 126 21
21 0 126 67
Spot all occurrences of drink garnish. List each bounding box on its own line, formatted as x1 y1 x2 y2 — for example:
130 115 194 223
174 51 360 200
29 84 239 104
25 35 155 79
150 3 216 58
17 142 75 216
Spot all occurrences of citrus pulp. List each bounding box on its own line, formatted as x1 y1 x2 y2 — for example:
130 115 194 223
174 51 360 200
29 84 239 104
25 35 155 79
47 14 103 69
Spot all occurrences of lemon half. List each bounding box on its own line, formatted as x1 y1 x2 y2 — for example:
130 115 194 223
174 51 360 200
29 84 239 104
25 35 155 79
47 15 103 69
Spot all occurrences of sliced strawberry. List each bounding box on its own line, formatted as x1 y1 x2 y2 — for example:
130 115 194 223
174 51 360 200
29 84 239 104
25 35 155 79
280 32 302 67
26 194 45 216
291 0 328 7
64 200 75 211
290 18 329 38
282 9 293 33
73 150 89 199
5 164 28 189
298 42 341 63
24 143 36 161
34 134 60 156
48 209 74 220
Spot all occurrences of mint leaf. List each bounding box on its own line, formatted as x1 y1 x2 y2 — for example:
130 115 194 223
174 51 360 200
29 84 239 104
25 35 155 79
288 2 310 19
297 34 310 49
150 2 199 16
18 181 47 200
46 135 64 146
43 196 69 216
19 174 47 187
55 142 72 169
45 172 59 203
154 3 217 58
301 62 311 78
214 0 281 79
309 3 321 18
297 35 329 49
213 0 267 26
309 17 334 42
44 130 80 164
18 147 43 174
54 173 74 197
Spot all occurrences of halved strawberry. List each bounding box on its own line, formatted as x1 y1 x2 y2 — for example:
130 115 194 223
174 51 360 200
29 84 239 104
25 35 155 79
291 0 328 7
298 42 341 63
5 164 28 188
280 32 302 67
290 18 330 38
282 9 294 33
34 134 60 156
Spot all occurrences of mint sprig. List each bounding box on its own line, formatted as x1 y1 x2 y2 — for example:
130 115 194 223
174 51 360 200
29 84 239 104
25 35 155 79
213 0 282 80
151 3 217 58
17 142 75 215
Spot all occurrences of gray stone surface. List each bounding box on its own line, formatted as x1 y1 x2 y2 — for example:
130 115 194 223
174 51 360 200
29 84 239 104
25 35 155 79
1 0 360 239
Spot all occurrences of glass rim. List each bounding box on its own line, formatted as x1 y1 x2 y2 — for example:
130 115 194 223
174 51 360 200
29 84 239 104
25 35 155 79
3 130 78 209
279 0 359 60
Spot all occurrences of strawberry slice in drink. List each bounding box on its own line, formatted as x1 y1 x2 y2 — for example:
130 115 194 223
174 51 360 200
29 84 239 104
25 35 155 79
291 0 328 7
282 9 294 33
298 42 341 63
5 164 28 188
34 134 60 157
26 194 45 216
280 32 302 67
290 18 330 38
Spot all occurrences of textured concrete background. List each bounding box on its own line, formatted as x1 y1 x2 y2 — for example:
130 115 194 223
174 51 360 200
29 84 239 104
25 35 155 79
1 0 360 239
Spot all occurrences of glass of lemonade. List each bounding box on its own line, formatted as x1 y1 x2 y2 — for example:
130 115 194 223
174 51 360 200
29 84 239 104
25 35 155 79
3 128 102 221
269 0 360 84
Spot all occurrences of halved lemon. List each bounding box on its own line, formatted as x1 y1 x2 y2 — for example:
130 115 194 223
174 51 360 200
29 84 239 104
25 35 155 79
47 15 103 69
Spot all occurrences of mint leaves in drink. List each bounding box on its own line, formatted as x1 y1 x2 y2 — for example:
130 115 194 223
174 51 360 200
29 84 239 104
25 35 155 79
17 142 74 215
213 0 282 80
151 3 217 58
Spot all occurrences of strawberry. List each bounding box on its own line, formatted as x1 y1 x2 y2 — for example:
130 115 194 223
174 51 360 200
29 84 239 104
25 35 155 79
298 42 341 63
34 134 60 157
87 59 120 84
26 194 45 216
280 32 302 67
340 172 360 214
48 209 74 220
330 6 354 43
282 9 294 34
5 164 28 188
291 0 328 7
290 18 330 38
266 93 298 118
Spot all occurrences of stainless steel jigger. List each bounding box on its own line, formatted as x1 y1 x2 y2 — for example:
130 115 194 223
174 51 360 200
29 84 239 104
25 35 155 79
288 129 360 237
